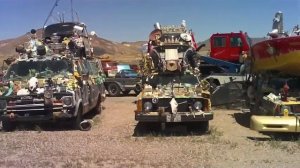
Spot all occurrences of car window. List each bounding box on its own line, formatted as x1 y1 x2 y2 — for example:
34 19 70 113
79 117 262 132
86 61 98 75
213 37 226 47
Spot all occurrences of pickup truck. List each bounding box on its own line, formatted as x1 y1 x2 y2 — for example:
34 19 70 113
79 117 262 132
104 69 142 96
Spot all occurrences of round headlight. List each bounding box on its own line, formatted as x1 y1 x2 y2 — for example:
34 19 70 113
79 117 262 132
62 96 72 106
143 102 153 112
152 98 158 104
0 100 7 109
280 105 291 116
193 101 203 110
44 90 52 99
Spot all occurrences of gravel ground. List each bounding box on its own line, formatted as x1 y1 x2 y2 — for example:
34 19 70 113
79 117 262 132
0 96 300 168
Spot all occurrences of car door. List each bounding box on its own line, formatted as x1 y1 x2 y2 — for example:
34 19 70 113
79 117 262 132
77 60 91 113
85 60 100 108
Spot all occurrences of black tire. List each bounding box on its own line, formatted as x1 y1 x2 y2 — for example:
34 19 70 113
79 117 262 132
208 79 220 94
71 105 83 130
200 121 209 132
134 84 142 95
2 120 16 132
107 83 121 96
122 90 130 95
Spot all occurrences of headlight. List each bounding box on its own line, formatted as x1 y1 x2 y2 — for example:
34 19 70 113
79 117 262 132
152 98 158 104
57 86 66 92
143 101 153 112
62 96 73 106
193 101 203 110
44 90 53 99
0 100 7 109
280 105 291 116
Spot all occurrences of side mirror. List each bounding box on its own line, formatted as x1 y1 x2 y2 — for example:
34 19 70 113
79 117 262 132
30 29 37 34
196 44 206 52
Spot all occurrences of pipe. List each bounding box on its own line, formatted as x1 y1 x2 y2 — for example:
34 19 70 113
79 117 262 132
79 119 94 131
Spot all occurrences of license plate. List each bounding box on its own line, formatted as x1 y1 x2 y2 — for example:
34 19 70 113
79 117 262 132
21 96 33 100
166 114 182 122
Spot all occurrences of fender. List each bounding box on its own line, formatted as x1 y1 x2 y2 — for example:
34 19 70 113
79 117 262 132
74 99 83 116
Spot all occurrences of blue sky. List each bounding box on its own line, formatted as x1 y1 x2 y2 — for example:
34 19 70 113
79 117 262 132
0 0 299 42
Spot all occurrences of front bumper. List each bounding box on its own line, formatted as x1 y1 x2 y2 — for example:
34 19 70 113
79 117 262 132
135 111 213 122
250 115 300 133
0 111 73 122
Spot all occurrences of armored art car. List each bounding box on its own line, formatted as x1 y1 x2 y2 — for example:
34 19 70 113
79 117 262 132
135 21 213 131
0 22 105 131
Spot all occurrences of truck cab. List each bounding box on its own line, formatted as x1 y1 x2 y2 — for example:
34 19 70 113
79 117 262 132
210 32 250 63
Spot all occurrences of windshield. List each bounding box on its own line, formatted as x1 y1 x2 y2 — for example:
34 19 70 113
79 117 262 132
123 69 136 74
149 74 199 87
4 59 73 80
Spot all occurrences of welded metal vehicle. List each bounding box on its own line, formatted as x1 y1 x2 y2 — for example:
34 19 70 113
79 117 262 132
0 22 105 131
135 21 213 131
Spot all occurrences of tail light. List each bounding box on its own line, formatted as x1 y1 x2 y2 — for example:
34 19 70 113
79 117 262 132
136 100 142 113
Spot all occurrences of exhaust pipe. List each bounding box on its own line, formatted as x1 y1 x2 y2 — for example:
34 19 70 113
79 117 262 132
79 119 94 131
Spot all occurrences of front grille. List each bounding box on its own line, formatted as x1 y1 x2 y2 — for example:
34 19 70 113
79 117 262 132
7 97 63 117
142 98 205 112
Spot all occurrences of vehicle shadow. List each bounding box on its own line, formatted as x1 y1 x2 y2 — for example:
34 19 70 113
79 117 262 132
132 122 208 137
212 101 245 110
247 133 300 141
1 109 102 132
230 111 251 128
121 93 138 97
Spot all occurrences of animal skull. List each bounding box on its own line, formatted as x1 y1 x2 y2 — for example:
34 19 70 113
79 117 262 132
28 77 38 92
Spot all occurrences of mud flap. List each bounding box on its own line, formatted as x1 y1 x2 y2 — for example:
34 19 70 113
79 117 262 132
211 82 245 106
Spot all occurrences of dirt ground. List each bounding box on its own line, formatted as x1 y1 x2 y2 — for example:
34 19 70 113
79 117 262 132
0 96 300 168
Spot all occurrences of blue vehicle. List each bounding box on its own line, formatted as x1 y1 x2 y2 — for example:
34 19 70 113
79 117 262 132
104 69 142 96
115 69 139 78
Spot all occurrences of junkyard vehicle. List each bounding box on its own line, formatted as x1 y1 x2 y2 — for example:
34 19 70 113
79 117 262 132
135 21 213 131
0 22 105 131
192 31 252 106
99 57 142 96
247 11 300 133
104 73 141 96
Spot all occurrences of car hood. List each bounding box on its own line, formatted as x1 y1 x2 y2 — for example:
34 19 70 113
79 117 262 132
0 73 79 97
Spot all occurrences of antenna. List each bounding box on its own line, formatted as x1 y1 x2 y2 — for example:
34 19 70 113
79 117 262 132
43 0 60 28
75 12 80 22
71 0 74 22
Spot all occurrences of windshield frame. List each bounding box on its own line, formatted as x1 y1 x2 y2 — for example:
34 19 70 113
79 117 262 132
148 74 199 87
4 59 74 80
